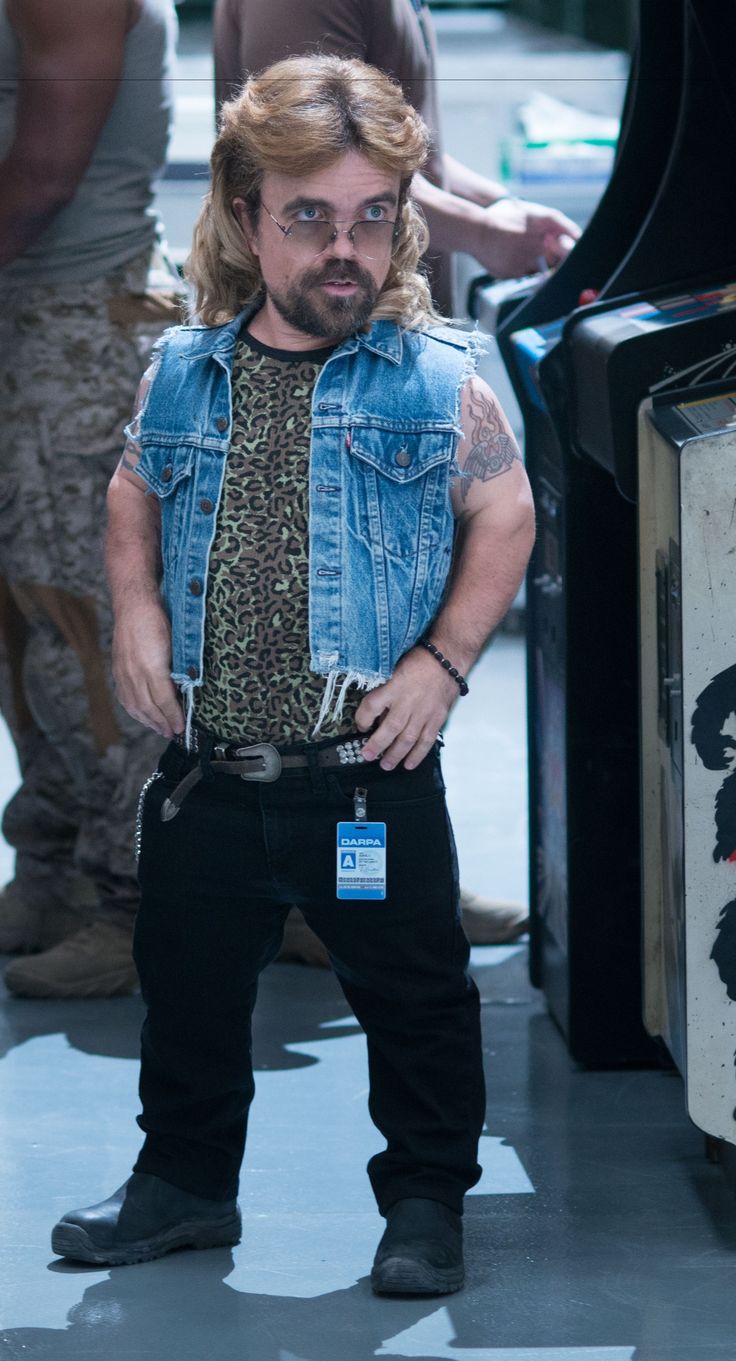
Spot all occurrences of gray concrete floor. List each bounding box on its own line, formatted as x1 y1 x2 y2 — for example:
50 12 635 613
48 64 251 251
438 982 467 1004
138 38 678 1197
3 10 736 1361
2 640 736 1358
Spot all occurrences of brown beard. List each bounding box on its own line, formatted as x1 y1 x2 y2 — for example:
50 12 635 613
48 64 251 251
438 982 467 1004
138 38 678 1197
267 259 380 341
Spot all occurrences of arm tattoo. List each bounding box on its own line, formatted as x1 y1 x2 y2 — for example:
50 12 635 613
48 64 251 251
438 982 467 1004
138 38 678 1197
461 385 520 503
120 438 141 474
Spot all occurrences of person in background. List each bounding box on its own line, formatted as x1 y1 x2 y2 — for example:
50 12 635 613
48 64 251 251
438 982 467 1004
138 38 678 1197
213 0 580 315
51 54 536 1290
213 0 570 955
0 0 182 998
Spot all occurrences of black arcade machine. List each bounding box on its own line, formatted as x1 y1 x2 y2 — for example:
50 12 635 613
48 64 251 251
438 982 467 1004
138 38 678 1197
495 0 736 1066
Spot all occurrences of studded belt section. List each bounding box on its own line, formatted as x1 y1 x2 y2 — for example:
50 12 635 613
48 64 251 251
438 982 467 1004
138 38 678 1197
213 736 368 771
161 736 368 822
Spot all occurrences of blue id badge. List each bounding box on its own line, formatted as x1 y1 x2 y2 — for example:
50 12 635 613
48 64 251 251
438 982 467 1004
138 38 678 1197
336 822 387 900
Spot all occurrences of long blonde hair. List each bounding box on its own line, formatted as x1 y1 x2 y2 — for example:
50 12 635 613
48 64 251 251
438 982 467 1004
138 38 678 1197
187 55 442 329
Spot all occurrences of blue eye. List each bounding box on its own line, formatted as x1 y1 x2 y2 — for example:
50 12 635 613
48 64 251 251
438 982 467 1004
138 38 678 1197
295 206 323 222
364 205 385 221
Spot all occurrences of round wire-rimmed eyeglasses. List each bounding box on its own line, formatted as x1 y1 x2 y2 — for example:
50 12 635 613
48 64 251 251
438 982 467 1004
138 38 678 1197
261 204 399 261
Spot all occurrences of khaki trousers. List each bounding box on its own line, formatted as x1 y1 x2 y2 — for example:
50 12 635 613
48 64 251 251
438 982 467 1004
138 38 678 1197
0 256 181 924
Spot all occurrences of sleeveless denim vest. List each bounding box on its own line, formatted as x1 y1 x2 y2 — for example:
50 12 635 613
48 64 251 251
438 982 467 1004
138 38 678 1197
131 310 482 735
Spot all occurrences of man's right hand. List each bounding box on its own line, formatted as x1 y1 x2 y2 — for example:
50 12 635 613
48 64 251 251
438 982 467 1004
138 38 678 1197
473 197 580 278
112 601 185 739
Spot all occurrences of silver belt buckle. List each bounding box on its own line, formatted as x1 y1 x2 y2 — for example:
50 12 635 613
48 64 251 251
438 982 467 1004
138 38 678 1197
233 742 282 782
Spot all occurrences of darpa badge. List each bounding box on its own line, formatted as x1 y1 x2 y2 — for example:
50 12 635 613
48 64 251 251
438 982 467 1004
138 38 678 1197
336 821 387 900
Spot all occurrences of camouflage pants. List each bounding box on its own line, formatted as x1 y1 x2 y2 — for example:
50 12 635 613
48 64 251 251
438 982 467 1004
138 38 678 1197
0 257 182 924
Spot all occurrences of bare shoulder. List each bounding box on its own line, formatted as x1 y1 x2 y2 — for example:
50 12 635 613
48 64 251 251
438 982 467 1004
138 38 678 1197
113 356 161 490
456 375 521 505
113 432 153 496
118 439 147 487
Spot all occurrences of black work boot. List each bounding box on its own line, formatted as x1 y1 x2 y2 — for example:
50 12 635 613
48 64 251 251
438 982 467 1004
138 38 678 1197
371 1197 464 1295
51 1173 241 1266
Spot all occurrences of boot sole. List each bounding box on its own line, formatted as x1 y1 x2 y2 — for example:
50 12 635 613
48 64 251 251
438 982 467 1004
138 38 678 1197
51 1211 242 1266
371 1255 464 1296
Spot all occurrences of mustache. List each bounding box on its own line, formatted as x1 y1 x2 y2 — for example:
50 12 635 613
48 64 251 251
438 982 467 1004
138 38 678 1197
303 261 374 288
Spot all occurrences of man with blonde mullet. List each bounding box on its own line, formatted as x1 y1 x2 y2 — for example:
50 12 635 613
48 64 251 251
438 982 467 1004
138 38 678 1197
51 56 535 1295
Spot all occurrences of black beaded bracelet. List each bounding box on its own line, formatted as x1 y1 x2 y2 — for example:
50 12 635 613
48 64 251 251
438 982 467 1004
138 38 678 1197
419 638 469 696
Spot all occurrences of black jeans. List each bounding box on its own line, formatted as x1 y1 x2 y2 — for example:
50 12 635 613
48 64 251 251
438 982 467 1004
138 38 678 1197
133 739 485 1214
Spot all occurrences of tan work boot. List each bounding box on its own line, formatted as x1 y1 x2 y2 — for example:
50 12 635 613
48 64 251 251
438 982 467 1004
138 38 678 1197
4 920 138 998
276 908 330 968
0 878 96 955
459 888 529 945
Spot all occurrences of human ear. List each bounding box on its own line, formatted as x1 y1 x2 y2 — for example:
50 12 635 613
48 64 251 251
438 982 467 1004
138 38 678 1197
233 197 258 254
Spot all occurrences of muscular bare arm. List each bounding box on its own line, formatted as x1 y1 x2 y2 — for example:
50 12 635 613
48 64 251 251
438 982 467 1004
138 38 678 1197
413 169 580 276
0 0 135 267
106 369 185 740
356 376 535 770
433 379 535 666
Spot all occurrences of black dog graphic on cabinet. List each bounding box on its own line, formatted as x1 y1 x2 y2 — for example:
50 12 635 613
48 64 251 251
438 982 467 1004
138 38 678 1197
691 664 736 1023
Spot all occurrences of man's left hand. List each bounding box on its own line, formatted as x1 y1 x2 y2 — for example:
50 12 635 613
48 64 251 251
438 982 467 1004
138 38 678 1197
355 647 461 771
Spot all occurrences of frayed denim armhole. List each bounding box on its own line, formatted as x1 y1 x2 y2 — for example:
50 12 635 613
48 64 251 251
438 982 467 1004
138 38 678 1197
450 325 489 487
122 346 166 450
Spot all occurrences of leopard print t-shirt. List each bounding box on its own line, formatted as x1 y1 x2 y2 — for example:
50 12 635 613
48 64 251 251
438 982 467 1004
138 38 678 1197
195 332 361 744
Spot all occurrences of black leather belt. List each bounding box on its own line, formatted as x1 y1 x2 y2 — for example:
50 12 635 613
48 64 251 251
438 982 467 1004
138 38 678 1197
162 735 368 821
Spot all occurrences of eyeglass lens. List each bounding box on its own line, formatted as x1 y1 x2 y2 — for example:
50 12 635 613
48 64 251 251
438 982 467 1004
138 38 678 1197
286 219 395 260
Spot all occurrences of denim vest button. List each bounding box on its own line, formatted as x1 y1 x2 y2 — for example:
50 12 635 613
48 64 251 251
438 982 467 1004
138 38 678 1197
190 578 203 596
200 498 214 514
187 665 198 680
161 465 173 482
216 416 228 432
395 447 411 467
